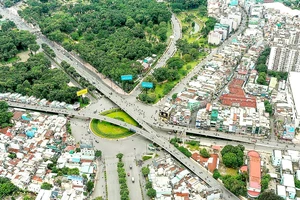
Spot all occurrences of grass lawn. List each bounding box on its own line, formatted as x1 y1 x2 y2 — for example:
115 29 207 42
90 109 139 139
150 60 199 103
106 111 138 126
186 143 200 151
225 168 238 176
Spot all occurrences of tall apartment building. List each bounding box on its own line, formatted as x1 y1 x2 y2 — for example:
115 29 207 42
268 45 300 72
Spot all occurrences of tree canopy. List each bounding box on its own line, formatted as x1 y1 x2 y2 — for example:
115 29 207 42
0 53 80 104
0 177 19 197
258 191 284 200
0 101 13 128
221 145 244 168
41 182 53 190
0 22 36 62
221 174 247 196
168 0 207 12
19 0 172 91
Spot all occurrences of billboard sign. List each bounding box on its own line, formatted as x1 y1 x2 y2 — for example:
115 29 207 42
121 75 133 81
77 88 88 96
141 82 153 89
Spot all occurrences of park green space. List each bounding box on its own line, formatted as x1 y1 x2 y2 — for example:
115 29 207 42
139 7 217 104
18 0 172 92
90 109 139 139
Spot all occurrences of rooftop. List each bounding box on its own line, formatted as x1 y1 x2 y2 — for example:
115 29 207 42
247 150 261 197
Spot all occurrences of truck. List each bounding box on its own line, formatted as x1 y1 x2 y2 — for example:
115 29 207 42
131 177 135 183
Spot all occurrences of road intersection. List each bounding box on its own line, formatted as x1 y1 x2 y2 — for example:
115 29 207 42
0 4 284 199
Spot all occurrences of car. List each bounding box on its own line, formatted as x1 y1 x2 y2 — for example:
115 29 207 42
127 173 130 176
129 165 132 169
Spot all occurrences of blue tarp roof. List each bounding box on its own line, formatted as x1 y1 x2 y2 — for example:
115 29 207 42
26 130 35 138
72 158 80 163
67 175 83 181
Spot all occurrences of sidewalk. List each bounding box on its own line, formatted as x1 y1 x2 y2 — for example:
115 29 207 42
91 159 107 199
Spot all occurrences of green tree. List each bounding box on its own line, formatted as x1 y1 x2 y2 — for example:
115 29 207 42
86 180 94 192
147 188 157 198
8 153 16 159
145 181 152 189
295 179 300 188
172 93 178 100
167 57 185 69
116 153 124 161
23 195 34 200
258 191 284 200
95 150 102 158
257 72 267 85
41 182 53 190
223 152 238 168
126 18 135 28
222 175 247 196
256 64 267 73
182 54 192 62
0 101 13 128
213 169 221 179
142 167 150 177
200 148 210 158
261 174 271 192
29 44 40 54
264 100 273 115
0 177 18 197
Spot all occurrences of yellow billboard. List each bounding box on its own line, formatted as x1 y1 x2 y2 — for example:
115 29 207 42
77 88 88 96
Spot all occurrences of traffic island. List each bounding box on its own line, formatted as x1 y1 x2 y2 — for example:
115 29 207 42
90 109 139 139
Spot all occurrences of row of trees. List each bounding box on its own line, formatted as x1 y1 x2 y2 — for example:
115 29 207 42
41 43 56 58
170 138 192 157
141 167 156 198
168 0 207 13
19 0 172 91
256 47 288 85
116 153 130 200
3 0 21 8
60 61 96 92
0 101 13 128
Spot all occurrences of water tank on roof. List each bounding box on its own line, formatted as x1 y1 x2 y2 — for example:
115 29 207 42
26 130 35 138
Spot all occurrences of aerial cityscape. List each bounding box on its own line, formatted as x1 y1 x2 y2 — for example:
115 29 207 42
0 0 300 199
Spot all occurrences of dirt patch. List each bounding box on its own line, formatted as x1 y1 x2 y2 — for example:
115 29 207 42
219 163 238 176
17 50 30 62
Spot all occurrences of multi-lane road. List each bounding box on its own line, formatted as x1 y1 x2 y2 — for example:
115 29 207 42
0 4 276 199
7 101 238 199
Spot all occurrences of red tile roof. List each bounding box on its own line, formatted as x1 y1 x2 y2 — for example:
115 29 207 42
220 79 256 108
207 154 219 173
240 165 248 173
13 111 23 120
247 150 261 197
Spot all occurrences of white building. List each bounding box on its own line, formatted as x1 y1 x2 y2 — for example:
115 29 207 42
220 17 234 33
288 72 300 127
272 150 282 166
208 31 223 45
268 46 300 72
